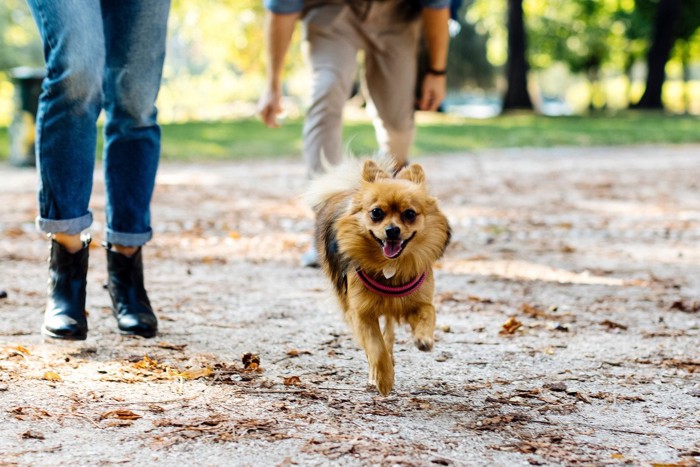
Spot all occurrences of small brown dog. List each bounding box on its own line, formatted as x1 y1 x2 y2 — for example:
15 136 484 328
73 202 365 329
307 159 451 395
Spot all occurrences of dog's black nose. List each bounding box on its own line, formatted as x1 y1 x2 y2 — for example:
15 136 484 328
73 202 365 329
385 225 401 240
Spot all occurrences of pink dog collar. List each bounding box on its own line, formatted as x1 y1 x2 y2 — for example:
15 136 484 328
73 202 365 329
355 267 426 298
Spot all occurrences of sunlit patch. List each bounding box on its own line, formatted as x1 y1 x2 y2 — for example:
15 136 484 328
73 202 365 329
441 259 641 286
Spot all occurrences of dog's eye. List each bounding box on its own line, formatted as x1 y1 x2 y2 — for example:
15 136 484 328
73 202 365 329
402 209 417 222
369 208 385 222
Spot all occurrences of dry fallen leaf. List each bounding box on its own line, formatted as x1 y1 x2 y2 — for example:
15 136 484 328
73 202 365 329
20 430 45 440
499 316 522 335
157 342 188 351
282 376 302 386
670 300 700 313
133 355 162 370
177 367 213 380
468 295 494 303
43 371 62 382
242 353 260 371
100 410 142 421
11 407 51 420
599 319 628 331
14 345 31 356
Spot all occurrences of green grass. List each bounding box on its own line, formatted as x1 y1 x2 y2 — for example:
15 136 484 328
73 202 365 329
0 127 7 160
1 112 699 162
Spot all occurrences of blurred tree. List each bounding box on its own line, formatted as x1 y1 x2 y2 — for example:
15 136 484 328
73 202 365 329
633 0 682 109
668 1 700 112
0 0 42 71
446 1 496 90
168 0 268 77
528 0 618 110
612 0 655 106
502 0 533 110
631 0 700 110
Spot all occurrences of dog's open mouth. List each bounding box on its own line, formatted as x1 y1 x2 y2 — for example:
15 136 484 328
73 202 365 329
371 231 416 259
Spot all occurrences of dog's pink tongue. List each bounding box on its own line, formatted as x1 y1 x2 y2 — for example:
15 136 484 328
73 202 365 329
383 240 402 258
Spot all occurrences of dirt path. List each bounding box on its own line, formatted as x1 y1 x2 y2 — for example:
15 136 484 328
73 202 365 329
1 145 699 466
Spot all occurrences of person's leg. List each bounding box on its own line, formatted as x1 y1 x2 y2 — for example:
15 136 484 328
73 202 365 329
302 8 360 177
299 8 361 267
101 0 171 338
362 4 422 170
27 0 105 240
101 0 170 249
26 0 105 340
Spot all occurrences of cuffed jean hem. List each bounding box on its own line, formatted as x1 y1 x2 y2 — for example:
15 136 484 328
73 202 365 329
105 228 153 247
36 211 93 235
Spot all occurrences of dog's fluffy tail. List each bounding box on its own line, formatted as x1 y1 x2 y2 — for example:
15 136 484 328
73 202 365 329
303 157 362 210
303 153 395 210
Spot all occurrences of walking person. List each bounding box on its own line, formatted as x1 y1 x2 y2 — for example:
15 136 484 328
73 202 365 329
26 0 171 340
258 0 450 266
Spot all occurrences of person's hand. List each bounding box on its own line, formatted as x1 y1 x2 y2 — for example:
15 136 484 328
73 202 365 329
418 73 446 111
258 86 283 128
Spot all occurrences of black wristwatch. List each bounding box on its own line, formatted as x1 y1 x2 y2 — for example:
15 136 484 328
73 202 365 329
426 67 447 76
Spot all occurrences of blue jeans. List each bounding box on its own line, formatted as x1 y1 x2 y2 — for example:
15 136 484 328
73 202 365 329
27 0 171 247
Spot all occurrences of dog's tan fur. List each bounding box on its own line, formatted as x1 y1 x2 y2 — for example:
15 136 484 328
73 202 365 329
308 159 451 395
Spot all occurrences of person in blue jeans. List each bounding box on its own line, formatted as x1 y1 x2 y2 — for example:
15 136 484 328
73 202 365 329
26 0 171 340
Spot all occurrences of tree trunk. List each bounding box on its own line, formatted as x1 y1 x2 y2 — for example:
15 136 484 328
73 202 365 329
502 0 533 111
633 0 681 109
681 40 690 114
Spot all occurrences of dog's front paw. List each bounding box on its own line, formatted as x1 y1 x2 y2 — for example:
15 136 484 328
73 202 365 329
414 336 434 352
374 369 394 396
369 361 394 395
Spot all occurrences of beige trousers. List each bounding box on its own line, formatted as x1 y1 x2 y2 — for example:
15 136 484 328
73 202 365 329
302 1 422 176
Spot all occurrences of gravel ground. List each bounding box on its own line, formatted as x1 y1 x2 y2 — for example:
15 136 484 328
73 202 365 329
0 145 699 466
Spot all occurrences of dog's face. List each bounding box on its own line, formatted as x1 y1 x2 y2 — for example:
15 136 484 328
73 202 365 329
338 160 450 269
358 162 426 259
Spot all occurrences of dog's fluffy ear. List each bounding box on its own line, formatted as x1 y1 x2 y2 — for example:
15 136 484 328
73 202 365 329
396 163 426 185
362 160 389 182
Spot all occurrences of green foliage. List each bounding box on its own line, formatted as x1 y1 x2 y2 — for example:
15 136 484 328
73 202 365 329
447 1 496 89
0 0 42 71
527 0 616 74
168 0 268 77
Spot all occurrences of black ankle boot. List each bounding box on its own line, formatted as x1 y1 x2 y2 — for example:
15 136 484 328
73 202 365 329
105 244 157 338
42 239 89 340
